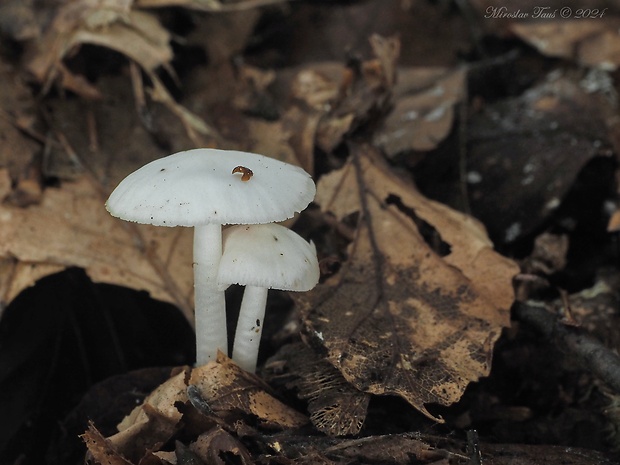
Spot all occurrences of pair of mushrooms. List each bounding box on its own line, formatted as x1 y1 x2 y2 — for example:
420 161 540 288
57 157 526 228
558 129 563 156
106 149 319 372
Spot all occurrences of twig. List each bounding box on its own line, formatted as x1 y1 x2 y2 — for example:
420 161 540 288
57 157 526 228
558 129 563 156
514 301 620 393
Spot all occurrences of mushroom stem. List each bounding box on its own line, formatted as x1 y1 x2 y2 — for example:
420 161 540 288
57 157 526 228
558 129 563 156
232 286 268 373
194 223 227 365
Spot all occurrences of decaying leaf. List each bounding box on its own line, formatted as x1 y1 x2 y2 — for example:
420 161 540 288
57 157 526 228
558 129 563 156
300 144 518 422
511 19 620 70
281 37 463 159
190 427 254 465
87 354 308 464
107 368 189 461
288 63 343 111
116 369 189 432
373 67 465 155
190 352 308 429
467 71 615 243
314 34 400 153
265 342 371 436
0 171 194 320
24 0 214 139
82 422 133 465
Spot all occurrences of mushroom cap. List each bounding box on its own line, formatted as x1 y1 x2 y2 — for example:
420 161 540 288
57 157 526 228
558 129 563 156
106 149 316 227
217 224 320 291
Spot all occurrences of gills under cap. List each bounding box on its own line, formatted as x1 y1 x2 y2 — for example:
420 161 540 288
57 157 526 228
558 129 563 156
106 148 316 227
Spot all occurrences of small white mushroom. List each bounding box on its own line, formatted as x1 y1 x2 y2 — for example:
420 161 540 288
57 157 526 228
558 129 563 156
105 148 315 366
218 223 319 373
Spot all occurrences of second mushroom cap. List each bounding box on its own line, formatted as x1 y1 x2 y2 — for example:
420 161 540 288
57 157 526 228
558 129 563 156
217 224 320 291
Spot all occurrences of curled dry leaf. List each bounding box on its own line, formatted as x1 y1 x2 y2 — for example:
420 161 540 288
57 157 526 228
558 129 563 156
282 41 463 159
24 0 214 138
511 19 620 70
0 172 194 320
190 352 308 429
106 368 189 461
26 0 166 96
82 422 133 465
190 427 254 465
115 369 189 433
299 144 518 422
314 34 400 153
89 355 306 464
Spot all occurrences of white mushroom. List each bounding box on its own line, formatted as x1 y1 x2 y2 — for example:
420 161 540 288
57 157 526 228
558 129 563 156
218 223 319 373
105 148 315 366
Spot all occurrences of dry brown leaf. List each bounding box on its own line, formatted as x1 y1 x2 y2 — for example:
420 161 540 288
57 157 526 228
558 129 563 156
466 71 614 243
242 115 317 177
116 368 190 434
285 62 348 154
511 19 620 70
91 355 304 462
25 0 214 139
82 422 134 465
300 144 518 422
190 427 254 465
281 105 321 177
283 38 463 158
289 63 344 111
315 34 400 153
373 67 465 155
246 119 297 164
0 172 194 319
27 1 143 92
107 369 189 462
190 352 308 429
0 59 40 181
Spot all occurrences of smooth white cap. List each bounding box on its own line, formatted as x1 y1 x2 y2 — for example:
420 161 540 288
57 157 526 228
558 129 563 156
217 224 319 291
106 149 316 227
